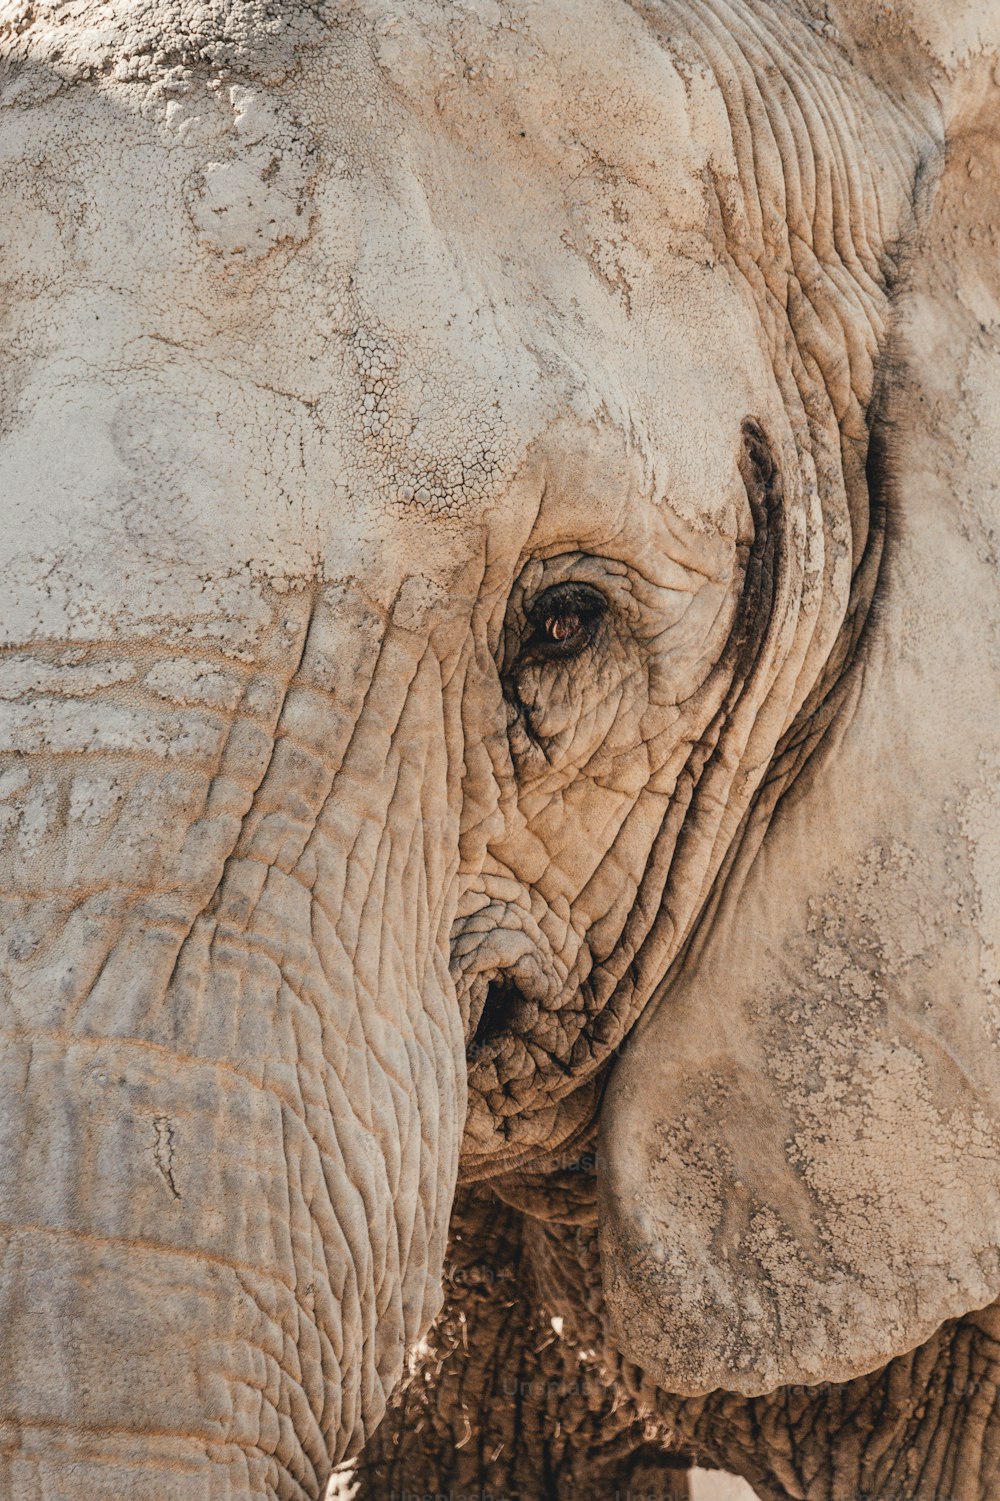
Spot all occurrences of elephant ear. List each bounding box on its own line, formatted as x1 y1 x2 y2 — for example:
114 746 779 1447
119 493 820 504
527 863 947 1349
598 87 1000 1393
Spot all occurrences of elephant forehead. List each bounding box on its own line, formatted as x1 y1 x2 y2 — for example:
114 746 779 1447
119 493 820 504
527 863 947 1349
357 0 736 218
1 0 768 643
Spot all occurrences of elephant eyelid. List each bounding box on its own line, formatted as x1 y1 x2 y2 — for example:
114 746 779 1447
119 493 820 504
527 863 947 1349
522 581 609 660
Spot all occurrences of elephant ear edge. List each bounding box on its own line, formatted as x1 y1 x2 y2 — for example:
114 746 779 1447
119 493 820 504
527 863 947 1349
597 91 1000 1396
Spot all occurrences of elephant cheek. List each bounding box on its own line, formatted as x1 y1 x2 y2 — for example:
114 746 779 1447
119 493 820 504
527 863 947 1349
0 605 466 1495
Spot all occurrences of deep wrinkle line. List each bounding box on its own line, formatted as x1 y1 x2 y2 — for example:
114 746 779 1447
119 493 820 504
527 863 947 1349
0 1216 340 1344
0 1422 321 1501
0 1023 334 1141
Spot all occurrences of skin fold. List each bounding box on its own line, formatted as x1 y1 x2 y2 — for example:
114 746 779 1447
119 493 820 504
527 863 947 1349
0 1 998 1497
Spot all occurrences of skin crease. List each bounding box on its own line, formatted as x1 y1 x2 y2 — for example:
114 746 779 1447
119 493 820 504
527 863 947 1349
0 3 998 1501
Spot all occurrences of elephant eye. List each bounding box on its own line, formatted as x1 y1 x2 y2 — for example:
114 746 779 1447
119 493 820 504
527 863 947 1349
525 581 608 659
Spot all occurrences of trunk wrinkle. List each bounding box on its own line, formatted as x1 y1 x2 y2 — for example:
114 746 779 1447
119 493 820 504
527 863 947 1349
0 1025 311 1134
160 601 317 998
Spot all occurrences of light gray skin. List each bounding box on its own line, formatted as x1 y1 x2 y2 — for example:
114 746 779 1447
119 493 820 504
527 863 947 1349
1 0 999 1498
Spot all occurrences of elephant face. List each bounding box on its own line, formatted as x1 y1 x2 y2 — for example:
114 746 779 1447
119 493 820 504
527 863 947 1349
2 0 999 1493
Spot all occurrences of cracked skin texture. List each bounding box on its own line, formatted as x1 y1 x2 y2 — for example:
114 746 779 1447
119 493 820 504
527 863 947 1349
0 0 999 1498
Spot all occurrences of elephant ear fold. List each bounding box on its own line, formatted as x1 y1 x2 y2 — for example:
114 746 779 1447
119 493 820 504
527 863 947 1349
598 123 1000 1396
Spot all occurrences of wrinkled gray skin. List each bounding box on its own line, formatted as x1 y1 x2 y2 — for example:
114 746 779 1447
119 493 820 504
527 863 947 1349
1 0 999 1498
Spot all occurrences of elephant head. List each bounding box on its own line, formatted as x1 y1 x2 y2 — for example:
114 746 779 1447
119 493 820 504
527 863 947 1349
0 0 998 1495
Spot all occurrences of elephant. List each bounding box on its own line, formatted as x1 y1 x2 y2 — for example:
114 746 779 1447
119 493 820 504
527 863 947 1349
1 0 999 1496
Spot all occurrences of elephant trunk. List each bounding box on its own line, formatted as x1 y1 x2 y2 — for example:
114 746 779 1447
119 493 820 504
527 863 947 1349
0 586 466 1497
